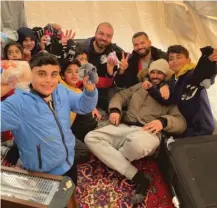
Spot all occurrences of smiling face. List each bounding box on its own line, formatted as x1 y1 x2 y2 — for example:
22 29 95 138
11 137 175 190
149 70 166 85
95 24 113 50
22 37 35 51
62 64 79 87
168 53 191 74
31 64 60 96
133 34 151 57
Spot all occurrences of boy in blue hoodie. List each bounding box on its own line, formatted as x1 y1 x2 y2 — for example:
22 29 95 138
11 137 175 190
1 52 98 185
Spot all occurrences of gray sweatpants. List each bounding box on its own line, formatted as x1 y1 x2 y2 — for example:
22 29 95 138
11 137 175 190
84 124 160 180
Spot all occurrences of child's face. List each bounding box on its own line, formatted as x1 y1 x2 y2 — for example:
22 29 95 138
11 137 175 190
7 45 22 60
22 37 35 51
62 64 79 87
168 53 190 74
149 70 166 85
76 53 88 65
31 64 60 96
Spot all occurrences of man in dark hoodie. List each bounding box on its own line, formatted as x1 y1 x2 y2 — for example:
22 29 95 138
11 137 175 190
77 22 124 111
17 27 41 61
114 32 168 89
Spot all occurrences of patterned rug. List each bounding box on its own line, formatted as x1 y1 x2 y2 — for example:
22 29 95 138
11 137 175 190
76 157 174 208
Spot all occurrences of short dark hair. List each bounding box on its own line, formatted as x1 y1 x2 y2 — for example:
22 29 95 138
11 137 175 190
74 50 87 60
167 45 189 58
60 59 81 76
3 41 24 60
132 32 149 41
29 52 59 69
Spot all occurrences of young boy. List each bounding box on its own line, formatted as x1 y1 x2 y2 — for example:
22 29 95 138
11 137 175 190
60 59 100 144
1 52 98 185
74 51 88 65
167 45 216 137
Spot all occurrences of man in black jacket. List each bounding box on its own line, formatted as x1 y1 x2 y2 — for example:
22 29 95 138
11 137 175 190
114 32 167 89
76 22 124 111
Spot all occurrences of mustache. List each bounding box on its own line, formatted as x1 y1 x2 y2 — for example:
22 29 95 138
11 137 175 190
150 78 161 83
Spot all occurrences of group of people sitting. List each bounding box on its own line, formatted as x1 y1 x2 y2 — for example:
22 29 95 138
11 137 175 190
1 22 217 206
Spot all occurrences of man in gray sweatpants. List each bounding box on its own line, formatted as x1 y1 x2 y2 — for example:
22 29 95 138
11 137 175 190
84 59 186 205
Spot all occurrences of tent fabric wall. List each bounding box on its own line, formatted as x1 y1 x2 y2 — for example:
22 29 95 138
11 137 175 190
22 1 217 120
1 1 27 31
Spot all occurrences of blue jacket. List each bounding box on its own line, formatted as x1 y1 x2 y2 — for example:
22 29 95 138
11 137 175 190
1 84 98 175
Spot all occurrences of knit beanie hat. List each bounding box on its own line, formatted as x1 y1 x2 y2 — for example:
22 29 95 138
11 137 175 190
148 59 169 75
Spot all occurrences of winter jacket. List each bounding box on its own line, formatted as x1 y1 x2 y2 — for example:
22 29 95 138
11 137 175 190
169 71 215 137
79 37 124 89
1 84 98 175
109 83 186 135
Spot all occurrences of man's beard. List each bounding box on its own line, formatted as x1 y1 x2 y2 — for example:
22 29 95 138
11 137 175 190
137 47 150 57
150 78 161 86
95 39 107 49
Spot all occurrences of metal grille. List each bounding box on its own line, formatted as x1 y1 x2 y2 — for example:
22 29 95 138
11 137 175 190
1 170 60 205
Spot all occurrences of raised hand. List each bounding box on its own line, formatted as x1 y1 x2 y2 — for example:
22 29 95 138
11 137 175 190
83 76 95 92
143 120 163 135
40 35 50 50
160 85 170 99
23 48 31 62
107 54 117 76
61 30 75 46
119 51 130 74
109 112 120 126
142 80 153 90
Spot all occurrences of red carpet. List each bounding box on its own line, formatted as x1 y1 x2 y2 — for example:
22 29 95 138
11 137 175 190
76 157 174 208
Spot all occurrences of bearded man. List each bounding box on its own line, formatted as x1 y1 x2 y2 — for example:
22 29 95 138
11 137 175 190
78 22 124 111
114 32 167 89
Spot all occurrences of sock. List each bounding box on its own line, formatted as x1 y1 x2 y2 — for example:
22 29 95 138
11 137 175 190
131 171 152 204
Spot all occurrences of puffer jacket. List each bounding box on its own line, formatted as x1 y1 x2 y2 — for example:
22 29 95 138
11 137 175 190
1 84 98 175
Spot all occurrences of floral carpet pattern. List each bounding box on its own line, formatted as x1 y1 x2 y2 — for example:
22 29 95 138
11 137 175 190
76 157 174 208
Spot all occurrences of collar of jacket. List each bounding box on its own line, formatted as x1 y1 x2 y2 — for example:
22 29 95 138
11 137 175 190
15 85 64 110
89 37 114 55
175 63 196 79
130 46 166 62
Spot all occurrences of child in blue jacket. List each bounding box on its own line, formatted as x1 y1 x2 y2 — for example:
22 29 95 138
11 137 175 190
1 52 98 185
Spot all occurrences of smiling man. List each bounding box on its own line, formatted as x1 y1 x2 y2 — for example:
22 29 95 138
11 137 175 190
78 22 124 111
1 52 98 188
85 59 186 205
114 32 167 89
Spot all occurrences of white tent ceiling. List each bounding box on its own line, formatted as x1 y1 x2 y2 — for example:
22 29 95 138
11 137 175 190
1 1 217 120
24 1 217 119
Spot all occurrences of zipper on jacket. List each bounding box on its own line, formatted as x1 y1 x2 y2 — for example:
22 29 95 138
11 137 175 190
46 100 71 167
37 144 42 169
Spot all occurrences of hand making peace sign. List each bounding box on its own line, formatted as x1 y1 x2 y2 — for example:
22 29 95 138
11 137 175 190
119 51 130 74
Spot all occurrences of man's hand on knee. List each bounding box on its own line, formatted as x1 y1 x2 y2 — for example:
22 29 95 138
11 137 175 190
143 120 163 135
109 112 120 126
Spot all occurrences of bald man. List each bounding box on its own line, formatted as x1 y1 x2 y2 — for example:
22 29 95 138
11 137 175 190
77 22 125 111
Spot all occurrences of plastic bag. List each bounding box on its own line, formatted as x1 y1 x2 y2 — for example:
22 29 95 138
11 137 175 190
1 60 32 91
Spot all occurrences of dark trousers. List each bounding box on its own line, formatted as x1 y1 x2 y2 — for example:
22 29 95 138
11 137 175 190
63 163 78 186
71 112 97 142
